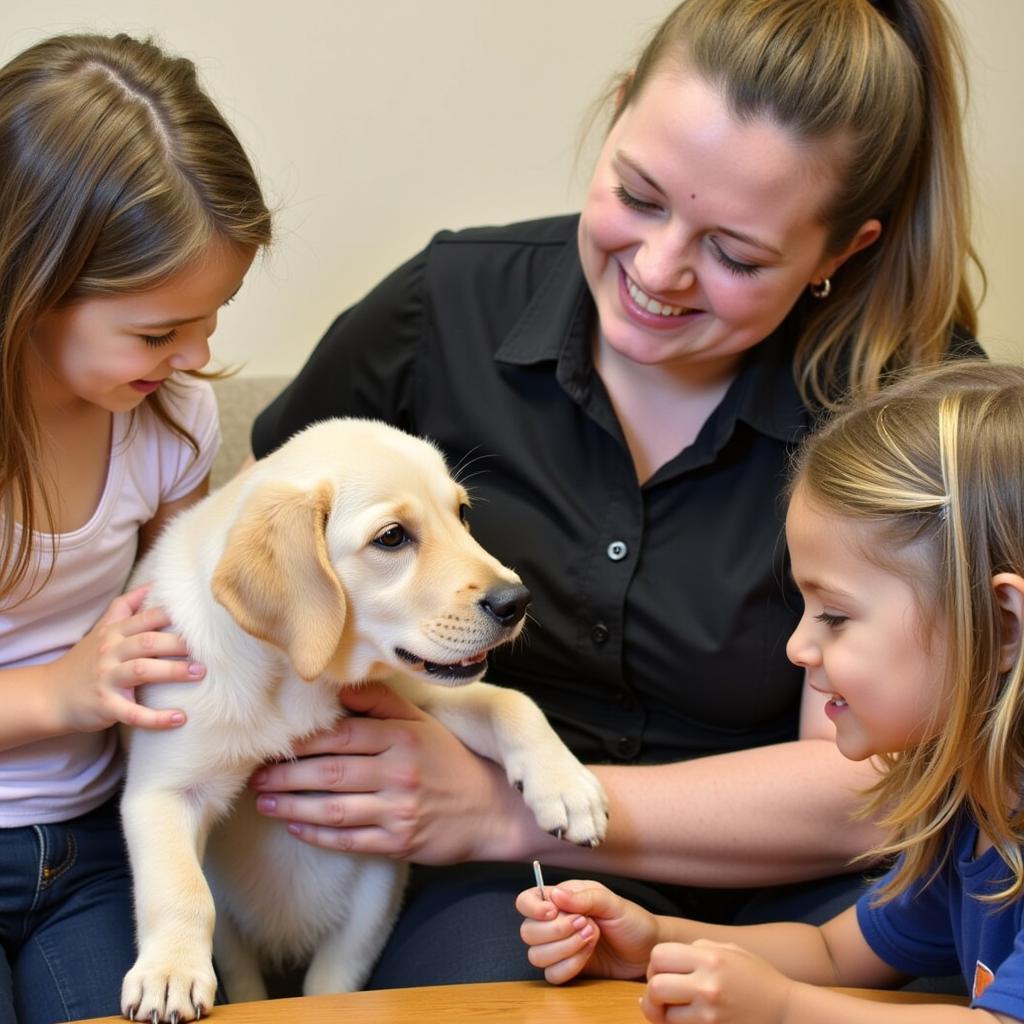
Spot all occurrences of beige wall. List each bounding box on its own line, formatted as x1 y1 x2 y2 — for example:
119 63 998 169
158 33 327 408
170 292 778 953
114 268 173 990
3 1 1022 374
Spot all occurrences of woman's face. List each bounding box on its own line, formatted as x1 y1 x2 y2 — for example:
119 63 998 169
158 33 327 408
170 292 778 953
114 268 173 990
578 69 879 373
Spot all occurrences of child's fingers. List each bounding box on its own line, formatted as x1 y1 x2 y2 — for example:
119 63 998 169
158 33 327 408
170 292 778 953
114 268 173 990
647 942 698 979
117 629 193 663
642 970 695 1022
520 911 588 947
542 949 596 987
100 584 152 623
126 605 175 635
639 981 673 1024
515 887 557 919
113 696 187 730
117 655 205 689
523 916 597 970
546 880 617 917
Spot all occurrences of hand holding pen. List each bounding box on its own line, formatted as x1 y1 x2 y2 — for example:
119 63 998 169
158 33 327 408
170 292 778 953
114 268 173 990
516 866 662 985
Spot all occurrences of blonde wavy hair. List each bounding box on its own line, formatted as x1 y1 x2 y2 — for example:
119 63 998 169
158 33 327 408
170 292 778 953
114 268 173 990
792 360 1024 905
0 33 273 602
603 0 980 407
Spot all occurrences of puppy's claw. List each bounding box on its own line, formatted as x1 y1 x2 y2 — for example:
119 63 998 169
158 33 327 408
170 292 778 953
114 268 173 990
548 827 564 840
170 1013 180 1024
150 1011 160 1024
513 780 524 793
126 1007 137 1022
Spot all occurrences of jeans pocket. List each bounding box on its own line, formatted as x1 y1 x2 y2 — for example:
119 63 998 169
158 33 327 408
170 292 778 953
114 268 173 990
32 824 78 891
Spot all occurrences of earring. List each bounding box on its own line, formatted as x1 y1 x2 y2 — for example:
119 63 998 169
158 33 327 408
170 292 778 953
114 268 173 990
809 278 831 300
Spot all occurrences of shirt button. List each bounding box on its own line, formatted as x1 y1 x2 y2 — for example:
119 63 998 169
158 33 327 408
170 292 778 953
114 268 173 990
590 622 610 645
615 736 639 759
606 540 628 561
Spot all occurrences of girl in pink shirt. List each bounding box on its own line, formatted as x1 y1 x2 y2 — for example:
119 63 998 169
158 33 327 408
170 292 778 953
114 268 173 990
0 33 270 1023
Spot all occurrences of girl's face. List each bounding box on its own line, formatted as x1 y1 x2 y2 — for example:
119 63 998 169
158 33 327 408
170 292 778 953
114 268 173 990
30 235 254 413
578 69 879 374
784 486 945 762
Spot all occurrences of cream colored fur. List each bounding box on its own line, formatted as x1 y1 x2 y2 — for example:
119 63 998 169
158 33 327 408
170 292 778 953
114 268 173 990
118 418 608 1021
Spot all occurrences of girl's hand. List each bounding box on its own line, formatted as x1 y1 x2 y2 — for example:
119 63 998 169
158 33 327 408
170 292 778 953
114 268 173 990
641 939 793 1024
516 879 658 984
250 682 523 862
49 583 204 733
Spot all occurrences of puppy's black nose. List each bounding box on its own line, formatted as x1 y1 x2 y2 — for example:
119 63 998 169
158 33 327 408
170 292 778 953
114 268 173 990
480 583 531 626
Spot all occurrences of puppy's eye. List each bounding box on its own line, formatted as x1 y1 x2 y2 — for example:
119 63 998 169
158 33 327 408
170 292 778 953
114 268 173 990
373 524 410 549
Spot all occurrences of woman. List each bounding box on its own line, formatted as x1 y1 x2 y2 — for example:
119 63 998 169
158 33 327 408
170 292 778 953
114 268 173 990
250 0 980 989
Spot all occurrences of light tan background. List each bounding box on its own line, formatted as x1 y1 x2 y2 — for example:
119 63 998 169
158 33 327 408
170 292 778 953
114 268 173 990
3 1 1022 376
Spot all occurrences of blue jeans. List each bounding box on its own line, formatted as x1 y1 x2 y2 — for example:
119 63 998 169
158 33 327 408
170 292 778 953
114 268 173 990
0 796 136 1024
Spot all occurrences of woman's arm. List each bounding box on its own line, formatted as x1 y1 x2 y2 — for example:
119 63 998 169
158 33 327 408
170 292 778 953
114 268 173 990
557 737 881 885
253 676 884 886
563 673 883 884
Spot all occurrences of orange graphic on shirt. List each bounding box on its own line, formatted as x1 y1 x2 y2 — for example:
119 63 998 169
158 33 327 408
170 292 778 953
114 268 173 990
973 960 995 999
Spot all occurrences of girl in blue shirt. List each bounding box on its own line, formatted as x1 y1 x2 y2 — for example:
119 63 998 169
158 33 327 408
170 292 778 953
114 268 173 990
518 359 1024 1024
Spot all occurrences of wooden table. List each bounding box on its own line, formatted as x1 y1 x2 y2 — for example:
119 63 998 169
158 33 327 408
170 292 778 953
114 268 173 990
77 979 969 1023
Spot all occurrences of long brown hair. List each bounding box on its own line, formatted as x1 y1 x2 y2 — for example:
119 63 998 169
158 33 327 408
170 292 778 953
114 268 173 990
792 361 1024 905
604 0 980 407
0 33 272 601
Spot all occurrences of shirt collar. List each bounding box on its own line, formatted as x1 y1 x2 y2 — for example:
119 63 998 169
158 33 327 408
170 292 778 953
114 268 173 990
495 238 586 367
727 324 810 445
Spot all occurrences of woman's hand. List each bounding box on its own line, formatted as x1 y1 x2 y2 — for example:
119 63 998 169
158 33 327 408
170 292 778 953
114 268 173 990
516 879 658 985
641 939 794 1024
48 583 204 733
250 682 526 862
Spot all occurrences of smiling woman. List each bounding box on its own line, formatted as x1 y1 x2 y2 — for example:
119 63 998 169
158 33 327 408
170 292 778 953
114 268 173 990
248 0 982 995
580 70 879 380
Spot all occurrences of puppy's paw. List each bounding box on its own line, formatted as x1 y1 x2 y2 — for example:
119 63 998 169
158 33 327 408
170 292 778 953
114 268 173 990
507 745 609 846
121 952 217 1022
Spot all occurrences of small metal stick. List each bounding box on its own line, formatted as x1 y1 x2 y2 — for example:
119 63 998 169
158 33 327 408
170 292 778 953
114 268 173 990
532 859 546 900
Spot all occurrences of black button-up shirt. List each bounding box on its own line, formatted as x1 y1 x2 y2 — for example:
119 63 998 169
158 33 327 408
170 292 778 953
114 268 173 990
252 215 812 766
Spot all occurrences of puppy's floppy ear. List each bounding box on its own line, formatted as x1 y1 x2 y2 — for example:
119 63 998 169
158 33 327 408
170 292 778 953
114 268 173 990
212 481 345 680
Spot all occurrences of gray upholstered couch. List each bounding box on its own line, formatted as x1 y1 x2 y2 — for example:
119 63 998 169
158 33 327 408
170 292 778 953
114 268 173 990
209 375 288 489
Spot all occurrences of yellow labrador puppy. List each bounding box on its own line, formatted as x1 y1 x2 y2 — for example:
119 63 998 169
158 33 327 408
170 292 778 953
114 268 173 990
119 418 607 1021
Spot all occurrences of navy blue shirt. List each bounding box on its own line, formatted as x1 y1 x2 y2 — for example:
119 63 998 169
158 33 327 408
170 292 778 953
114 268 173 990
252 215 813 766
858 818 1024 1018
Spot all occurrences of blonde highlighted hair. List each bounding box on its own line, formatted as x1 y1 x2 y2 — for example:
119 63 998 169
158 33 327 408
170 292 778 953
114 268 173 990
606 0 979 407
792 360 1024 905
0 33 272 601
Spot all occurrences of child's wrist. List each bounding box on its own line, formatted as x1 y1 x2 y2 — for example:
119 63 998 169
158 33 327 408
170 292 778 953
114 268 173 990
39 659 75 737
651 912 687 946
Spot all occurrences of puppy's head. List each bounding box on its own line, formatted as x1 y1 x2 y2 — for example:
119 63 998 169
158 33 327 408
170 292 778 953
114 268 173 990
211 419 529 684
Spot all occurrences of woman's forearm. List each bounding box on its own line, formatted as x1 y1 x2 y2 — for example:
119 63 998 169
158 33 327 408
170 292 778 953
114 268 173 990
489 738 884 887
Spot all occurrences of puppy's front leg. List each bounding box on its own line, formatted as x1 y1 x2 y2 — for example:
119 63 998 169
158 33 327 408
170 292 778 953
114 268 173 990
120 785 219 1021
405 680 608 847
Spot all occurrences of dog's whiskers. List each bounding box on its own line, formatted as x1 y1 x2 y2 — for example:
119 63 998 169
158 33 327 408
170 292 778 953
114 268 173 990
450 448 496 487
449 445 486 477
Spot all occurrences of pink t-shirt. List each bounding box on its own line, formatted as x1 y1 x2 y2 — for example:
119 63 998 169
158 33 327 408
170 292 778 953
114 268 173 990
0 377 219 826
